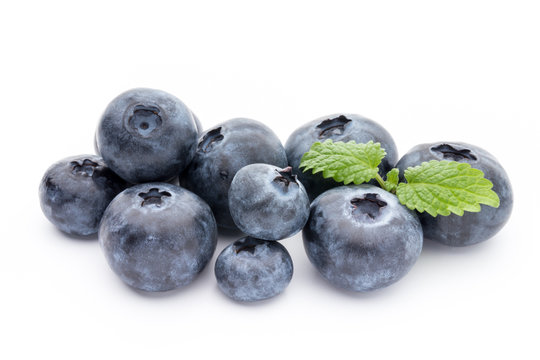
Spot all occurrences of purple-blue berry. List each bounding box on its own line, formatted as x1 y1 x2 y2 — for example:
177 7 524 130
99 183 217 292
303 185 423 292
229 164 309 240
39 154 126 236
395 142 513 246
215 237 293 302
95 88 199 184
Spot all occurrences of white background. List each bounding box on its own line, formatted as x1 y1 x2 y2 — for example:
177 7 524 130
1 1 539 359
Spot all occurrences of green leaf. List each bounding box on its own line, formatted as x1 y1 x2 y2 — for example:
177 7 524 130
300 140 386 185
384 168 399 193
396 160 500 217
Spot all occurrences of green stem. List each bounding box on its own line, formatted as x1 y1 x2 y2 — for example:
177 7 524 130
374 173 398 194
375 173 386 191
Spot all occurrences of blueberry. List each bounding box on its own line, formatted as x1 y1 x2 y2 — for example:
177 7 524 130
395 142 513 246
229 164 310 240
39 155 126 236
303 185 423 292
99 183 217 292
95 88 199 184
181 118 288 233
285 114 398 201
214 237 293 302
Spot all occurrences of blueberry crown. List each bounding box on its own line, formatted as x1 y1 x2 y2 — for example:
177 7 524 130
70 159 99 176
316 115 351 138
138 188 172 207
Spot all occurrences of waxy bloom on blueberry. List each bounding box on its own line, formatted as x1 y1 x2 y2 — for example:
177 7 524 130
215 237 293 302
99 183 217 292
396 142 513 246
96 88 199 184
286 114 398 200
303 185 423 292
39 155 126 236
229 164 310 240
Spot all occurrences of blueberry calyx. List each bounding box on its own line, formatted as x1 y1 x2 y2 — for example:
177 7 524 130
351 193 387 220
316 115 352 138
234 237 263 254
138 188 172 207
128 105 163 137
70 159 99 176
431 144 477 161
273 166 297 188
198 127 224 153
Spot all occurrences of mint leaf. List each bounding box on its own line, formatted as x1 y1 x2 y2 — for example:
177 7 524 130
396 160 500 217
384 168 399 193
300 140 386 185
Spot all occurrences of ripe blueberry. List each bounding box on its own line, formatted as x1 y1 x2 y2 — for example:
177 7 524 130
229 164 310 240
39 155 126 236
99 183 217 292
395 142 513 246
285 114 398 200
303 185 423 292
95 88 199 183
214 237 293 302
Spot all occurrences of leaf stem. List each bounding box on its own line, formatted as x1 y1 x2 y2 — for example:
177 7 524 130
374 173 387 191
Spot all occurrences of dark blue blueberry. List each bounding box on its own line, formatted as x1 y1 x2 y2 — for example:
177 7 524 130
181 118 288 233
99 183 217 292
285 114 398 201
214 237 293 302
229 164 310 240
395 142 513 246
39 155 127 236
303 185 423 292
95 88 199 184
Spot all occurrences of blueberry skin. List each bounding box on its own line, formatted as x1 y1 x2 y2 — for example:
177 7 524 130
39 155 126 236
99 183 217 292
303 185 423 292
214 237 293 302
229 164 310 240
182 118 288 233
396 142 513 246
285 114 398 201
95 88 199 184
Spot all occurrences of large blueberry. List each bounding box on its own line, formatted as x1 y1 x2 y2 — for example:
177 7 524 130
214 237 293 302
99 183 217 292
285 114 398 201
229 164 310 240
95 88 199 184
181 118 288 233
39 155 126 236
395 142 513 246
303 185 423 292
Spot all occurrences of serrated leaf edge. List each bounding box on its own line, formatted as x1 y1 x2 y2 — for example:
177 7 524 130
397 160 500 217
299 139 386 185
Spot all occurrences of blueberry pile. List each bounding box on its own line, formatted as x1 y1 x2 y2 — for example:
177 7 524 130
39 88 513 302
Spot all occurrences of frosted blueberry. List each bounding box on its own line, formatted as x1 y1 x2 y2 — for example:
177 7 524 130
396 142 513 246
215 237 293 302
229 164 309 240
95 88 199 183
303 185 423 292
285 114 398 201
99 183 217 292
39 155 126 236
